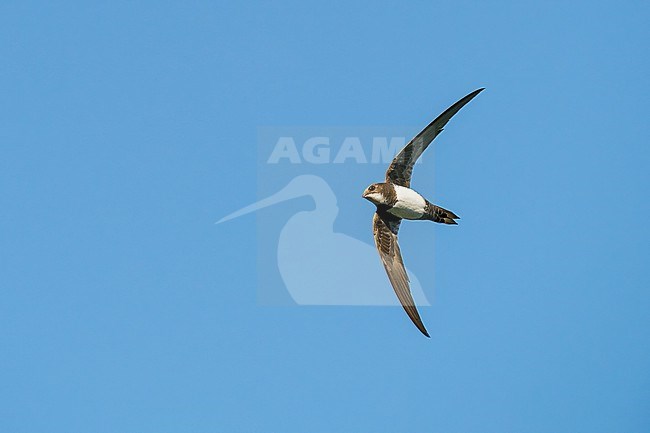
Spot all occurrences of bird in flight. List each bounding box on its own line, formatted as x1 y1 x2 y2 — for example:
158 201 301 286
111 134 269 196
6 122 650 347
362 88 484 337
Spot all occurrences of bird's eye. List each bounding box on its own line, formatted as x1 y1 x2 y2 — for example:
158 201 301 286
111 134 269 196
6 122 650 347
369 185 375 191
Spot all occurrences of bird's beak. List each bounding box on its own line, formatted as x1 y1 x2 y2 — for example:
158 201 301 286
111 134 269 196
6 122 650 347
216 181 305 224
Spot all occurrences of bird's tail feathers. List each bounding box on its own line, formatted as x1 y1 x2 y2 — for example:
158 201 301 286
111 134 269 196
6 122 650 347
425 203 459 225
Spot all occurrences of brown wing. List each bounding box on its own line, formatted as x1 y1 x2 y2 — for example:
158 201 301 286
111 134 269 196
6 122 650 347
372 211 430 337
386 88 484 187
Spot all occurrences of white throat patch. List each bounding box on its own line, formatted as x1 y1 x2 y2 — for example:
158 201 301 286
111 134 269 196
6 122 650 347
365 191 385 205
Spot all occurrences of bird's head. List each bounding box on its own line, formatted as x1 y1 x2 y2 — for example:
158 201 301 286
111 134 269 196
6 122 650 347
362 183 390 206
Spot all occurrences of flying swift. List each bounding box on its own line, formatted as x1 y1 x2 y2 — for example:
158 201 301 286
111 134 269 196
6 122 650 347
362 88 484 337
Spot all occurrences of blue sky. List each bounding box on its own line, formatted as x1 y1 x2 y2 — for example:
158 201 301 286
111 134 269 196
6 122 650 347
1 1 649 432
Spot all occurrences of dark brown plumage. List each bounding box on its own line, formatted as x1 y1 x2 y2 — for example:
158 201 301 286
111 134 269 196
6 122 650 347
386 88 485 188
422 201 460 225
372 211 429 337
366 88 484 337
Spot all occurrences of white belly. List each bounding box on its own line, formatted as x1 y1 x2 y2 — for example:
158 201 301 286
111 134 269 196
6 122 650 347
389 185 426 220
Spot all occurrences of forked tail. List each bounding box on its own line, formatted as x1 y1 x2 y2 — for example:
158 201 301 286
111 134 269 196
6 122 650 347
423 201 459 225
